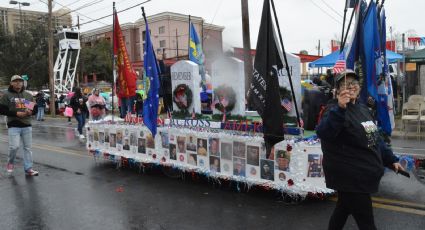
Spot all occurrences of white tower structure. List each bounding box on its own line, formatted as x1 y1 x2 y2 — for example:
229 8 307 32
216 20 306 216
53 28 81 94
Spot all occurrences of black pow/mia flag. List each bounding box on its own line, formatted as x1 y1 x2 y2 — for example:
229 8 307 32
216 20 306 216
249 0 284 154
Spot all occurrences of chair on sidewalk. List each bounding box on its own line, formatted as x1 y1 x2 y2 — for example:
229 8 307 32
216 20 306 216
401 102 420 136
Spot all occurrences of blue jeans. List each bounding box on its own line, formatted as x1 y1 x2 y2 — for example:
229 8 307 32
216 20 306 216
8 127 33 171
37 106 45 120
75 112 86 135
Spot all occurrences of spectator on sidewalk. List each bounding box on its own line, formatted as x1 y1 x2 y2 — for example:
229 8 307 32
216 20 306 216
70 87 88 139
88 88 106 121
0 75 39 176
35 91 47 121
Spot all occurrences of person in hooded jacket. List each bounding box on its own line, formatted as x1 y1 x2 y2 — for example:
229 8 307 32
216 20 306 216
70 87 88 139
0 75 39 176
316 69 403 230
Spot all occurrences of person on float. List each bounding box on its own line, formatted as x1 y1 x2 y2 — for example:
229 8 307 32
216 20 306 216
316 69 403 230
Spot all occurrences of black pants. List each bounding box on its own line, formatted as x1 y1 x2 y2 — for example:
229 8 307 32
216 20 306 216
328 191 376 230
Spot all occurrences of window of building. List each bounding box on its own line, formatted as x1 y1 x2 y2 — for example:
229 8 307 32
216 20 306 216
159 26 165 34
159 40 166 48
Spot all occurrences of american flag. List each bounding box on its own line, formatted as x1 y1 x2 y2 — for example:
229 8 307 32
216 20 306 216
333 52 346 74
281 99 292 112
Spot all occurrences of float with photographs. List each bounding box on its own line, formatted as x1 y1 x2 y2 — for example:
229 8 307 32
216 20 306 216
86 3 334 200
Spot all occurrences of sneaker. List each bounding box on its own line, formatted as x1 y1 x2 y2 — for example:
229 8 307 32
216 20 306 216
79 134 85 139
6 163 14 173
25 168 39 176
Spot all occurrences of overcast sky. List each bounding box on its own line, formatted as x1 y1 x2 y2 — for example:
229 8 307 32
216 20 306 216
1 0 424 55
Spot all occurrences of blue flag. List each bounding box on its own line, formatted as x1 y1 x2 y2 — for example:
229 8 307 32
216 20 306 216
189 22 206 90
363 0 391 135
379 7 395 134
143 20 160 137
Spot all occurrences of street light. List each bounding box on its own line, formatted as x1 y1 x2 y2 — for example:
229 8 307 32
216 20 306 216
9 0 30 29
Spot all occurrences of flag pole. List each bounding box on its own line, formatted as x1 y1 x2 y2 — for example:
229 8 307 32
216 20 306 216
111 2 116 122
270 0 301 128
188 15 191 59
341 2 357 53
340 0 349 53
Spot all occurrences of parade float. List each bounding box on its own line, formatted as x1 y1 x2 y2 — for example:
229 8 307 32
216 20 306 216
86 0 418 200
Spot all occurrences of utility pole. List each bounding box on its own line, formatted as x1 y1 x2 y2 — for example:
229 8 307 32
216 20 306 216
241 0 253 100
402 33 406 103
48 0 55 117
176 29 179 60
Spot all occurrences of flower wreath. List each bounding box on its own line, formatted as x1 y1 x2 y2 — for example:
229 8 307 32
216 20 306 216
213 85 236 113
173 84 193 111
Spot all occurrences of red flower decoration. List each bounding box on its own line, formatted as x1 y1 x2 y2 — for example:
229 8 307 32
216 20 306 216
287 179 294 186
286 144 293 152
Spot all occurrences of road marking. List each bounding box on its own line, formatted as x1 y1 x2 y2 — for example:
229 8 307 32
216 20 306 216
371 197 425 209
372 202 425 216
329 197 425 216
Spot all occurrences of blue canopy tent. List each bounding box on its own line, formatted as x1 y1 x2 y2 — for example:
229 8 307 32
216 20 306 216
309 49 403 68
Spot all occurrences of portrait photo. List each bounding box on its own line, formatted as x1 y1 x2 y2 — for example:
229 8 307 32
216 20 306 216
130 132 137 146
307 154 324 177
209 138 220 157
169 143 177 160
116 129 123 145
186 135 197 152
99 132 105 144
94 130 99 141
138 138 146 154
233 158 246 177
209 156 220 173
160 132 169 148
104 129 109 143
221 142 232 160
233 141 246 158
276 150 291 171
247 145 260 166
146 134 155 149
123 138 130 151
197 138 207 156
260 160 274 181
177 136 186 153
110 133 116 148
188 153 197 166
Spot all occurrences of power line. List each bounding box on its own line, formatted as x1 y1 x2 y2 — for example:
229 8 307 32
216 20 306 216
319 0 343 18
309 0 342 25
76 0 151 27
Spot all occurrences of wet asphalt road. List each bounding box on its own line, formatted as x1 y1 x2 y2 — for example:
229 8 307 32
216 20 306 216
0 118 424 230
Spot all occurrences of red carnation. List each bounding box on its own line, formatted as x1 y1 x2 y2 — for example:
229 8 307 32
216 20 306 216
287 179 294 186
286 144 293 152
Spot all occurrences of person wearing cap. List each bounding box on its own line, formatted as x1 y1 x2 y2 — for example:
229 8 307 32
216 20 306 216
316 69 403 230
0 75 39 176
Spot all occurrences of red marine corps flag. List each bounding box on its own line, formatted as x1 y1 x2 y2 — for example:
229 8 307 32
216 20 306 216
113 11 137 98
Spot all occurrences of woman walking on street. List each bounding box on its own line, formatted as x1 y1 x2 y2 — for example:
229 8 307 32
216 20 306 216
70 88 88 139
316 70 403 230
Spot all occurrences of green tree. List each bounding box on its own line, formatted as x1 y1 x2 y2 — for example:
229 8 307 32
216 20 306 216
0 22 52 89
79 39 113 82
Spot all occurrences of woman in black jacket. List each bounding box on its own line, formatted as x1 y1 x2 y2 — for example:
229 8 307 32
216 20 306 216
316 70 403 230
70 88 88 139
